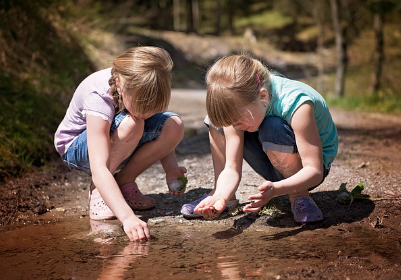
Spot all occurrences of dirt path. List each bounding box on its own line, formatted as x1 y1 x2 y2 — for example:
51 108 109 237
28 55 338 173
1 89 401 279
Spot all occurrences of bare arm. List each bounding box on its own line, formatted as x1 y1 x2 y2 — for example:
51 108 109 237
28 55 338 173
86 115 150 241
274 101 324 194
194 126 244 218
244 102 323 212
213 126 244 201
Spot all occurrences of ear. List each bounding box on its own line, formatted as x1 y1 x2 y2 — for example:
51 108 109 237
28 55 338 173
259 88 269 105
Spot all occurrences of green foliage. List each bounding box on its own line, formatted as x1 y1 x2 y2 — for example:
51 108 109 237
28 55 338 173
0 76 60 175
235 10 293 30
228 202 285 218
326 92 401 113
257 204 285 218
323 22 401 113
1 0 401 178
337 182 400 210
337 182 371 210
0 0 94 178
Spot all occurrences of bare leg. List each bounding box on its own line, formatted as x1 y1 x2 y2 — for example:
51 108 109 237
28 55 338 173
266 150 324 223
114 116 184 186
90 115 144 194
108 115 145 174
266 150 309 203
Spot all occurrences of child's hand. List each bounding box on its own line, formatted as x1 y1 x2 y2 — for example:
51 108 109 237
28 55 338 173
243 181 275 212
194 195 226 219
166 166 187 196
122 215 151 242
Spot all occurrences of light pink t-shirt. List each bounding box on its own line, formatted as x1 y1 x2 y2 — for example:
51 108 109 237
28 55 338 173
54 68 116 155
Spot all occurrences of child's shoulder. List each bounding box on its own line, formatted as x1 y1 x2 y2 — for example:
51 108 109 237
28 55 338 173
84 68 112 82
78 68 112 88
75 68 113 98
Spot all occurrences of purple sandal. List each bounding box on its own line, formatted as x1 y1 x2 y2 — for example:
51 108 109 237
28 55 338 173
180 193 209 218
181 193 239 219
291 197 323 223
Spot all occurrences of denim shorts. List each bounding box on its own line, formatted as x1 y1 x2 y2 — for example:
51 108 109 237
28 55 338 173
62 110 179 176
204 116 329 189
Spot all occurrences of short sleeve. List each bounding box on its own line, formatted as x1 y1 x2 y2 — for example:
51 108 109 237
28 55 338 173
82 91 115 123
282 92 313 124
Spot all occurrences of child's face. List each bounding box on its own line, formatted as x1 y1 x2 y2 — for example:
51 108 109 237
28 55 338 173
232 90 268 132
117 77 152 120
122 91 153 120
232 100 266 132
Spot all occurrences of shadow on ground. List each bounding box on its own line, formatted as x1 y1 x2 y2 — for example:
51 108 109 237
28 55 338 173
139 188 375 242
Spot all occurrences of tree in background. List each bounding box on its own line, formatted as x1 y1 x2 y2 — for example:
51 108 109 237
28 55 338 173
2 0 401 177
297 0 328 93
367 0 394 94
330 0 348 98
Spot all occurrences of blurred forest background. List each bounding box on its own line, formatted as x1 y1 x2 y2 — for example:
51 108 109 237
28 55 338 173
0 0 400 178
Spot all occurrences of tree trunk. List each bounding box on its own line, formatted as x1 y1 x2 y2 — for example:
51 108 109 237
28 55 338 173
369 12 384 94
186 0 194 33
215 0 221 36
330 0 347 98
174 0 180 31
192 0 199 34
227 0 235 35
315 0 325 93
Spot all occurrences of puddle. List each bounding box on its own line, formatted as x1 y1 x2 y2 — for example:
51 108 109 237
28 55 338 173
0 217 400 279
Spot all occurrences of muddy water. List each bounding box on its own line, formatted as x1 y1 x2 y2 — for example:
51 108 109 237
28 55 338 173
0 217 400 279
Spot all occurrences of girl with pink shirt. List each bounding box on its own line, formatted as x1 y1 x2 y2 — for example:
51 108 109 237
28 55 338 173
55 47 186 241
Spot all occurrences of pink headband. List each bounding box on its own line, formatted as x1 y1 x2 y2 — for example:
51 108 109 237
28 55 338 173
256 73 261 90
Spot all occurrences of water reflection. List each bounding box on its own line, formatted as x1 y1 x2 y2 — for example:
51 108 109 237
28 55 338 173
90 220 149 280
217 255 241 279
216 255 262 279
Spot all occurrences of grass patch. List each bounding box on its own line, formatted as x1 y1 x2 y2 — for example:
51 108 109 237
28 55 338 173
323 63 401 113
326 93 401 113
235 10 292 30
0 75 62 176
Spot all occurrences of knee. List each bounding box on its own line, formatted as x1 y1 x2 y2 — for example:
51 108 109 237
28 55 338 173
116 116 144 142
260 117 289 134
163 115 184 142
259 117 296 151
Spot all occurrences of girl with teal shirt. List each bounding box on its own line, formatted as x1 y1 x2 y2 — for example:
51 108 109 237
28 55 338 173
181 54 338 223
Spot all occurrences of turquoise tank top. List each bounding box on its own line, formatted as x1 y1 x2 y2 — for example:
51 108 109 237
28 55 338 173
266 75 338 168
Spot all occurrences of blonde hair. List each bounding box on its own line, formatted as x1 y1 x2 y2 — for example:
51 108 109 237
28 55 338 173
108 46 173 115
206 54 271 127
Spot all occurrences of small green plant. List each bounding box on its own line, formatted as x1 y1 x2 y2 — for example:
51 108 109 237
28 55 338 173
228 205 243 217
229 203 285 218
257 204 285 218
337 182 370 210
337 182 400 210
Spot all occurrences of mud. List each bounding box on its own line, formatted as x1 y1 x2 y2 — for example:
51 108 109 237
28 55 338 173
1 89 401 279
